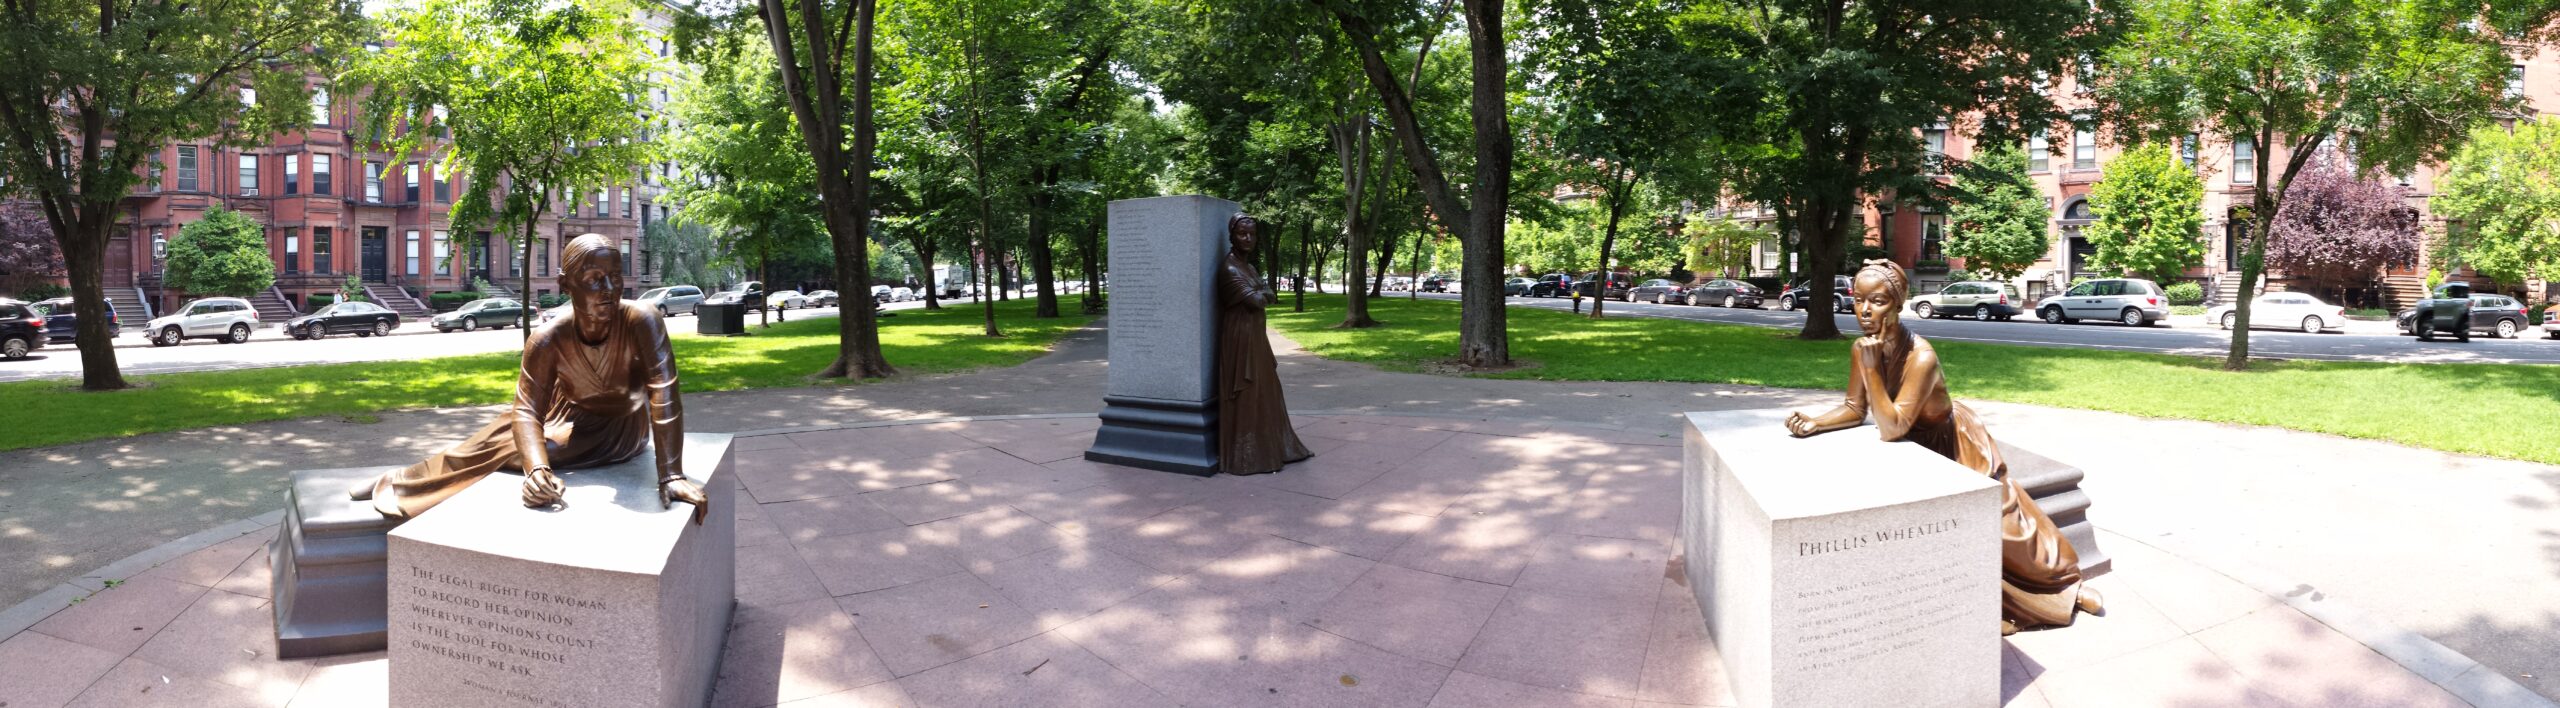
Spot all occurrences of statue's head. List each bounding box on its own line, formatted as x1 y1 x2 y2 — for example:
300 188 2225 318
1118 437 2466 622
1851 258 1908 335
559 234 624 343
1228 213 1260 256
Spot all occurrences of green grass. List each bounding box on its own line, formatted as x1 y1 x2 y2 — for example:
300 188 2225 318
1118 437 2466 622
1271 295 2560 466
4 299 1087 452
2171 305 2206 316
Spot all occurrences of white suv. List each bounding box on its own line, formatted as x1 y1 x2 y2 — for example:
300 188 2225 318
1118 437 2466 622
147 297 261 346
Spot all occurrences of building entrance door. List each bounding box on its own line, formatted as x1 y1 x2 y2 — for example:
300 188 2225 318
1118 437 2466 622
362 227 388 282
470 232 493 285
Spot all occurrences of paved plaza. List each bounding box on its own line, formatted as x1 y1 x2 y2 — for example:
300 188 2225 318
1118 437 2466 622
0 413 2537 707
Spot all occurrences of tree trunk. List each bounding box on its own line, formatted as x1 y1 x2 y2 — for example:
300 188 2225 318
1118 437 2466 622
816 0 889 378
979 234 999 336
1335 116 1377 328
1588 170 1632 319
1409 228 1424 300
1081 220 1103 314
2228 124 2325 370
1295 220 1309 312
1029 197 1058 316
523 209 540 340
1454 0 1512 366
59 215 127 390
916 238 940 310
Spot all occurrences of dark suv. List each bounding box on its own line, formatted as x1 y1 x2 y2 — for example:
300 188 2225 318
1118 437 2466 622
1778 275 1855 313
0 298 45 359
1572 272 1636 299
1531 273 1574 298
32 297 118 343
2397 285 2530 340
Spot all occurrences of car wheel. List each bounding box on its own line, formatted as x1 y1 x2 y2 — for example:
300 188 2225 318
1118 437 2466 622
2042 307 2067 325
2120 308 2146 327
2301 316 2322 334
307 324 326 340
374 321 392 337
2417 320 2434 341
291 327 308 340
1779 295 1796 311
2458 327 2471 342
1915 303 1935 319
1975 307 1992 322
2221 312 2237 330
463 316 478 332
2 336 28 359
1724 295 1738 308
227 323 250 344
157 326 182 347
2497 319 2519 339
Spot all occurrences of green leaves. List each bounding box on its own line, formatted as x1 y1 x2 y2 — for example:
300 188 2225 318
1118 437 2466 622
1944 147 2052 281
2435 117 2560 283
164 208 276 298
2084 143 2206 281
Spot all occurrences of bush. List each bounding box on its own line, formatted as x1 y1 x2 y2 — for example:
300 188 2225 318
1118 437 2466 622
428 291 486 312
342 275 368 302
2164 281 2205 306
306 294 337 310
17 283 68 301
537 293 568 308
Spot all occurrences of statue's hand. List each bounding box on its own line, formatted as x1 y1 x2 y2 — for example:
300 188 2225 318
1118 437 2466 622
659 476 709 525
1784 411 1818 438
521 466 566 508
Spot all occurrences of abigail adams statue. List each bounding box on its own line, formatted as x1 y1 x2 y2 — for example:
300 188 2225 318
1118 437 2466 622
1784 260 2102 634
1215 213 1312 474
353 233 709 522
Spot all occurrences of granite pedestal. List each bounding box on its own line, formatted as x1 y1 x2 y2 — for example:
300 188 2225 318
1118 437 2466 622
1681 409 2003 708
2002 443 2110 577
271 465 406 658
1085 195 1235 476
385 433 735 708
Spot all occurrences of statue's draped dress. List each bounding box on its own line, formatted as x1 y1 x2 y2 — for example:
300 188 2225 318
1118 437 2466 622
360 301 684 517
1214 253 1312 475
1866 341 2087 630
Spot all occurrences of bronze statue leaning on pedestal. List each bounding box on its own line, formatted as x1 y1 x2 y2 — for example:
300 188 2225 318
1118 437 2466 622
352 233 709 523
1784 259 2102 635
1215 213 1313 475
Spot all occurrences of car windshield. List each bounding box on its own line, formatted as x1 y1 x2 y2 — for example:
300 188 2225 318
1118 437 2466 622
640 288 669 299
461 299 493 311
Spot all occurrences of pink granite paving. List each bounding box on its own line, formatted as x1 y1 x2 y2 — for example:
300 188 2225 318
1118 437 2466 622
0 415 2493 707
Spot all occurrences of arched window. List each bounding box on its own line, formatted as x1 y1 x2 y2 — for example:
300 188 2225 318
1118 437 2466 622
2061 198 2094 222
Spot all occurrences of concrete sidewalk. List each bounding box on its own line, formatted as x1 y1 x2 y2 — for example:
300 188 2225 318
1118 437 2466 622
1 318 2555 702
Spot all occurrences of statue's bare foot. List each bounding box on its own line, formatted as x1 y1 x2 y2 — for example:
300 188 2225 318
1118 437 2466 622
2000 619 2018 636
350 477 378 501
2076 586 2106 615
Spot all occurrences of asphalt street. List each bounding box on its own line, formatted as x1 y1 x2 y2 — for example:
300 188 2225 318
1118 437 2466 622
1405 291 2560 365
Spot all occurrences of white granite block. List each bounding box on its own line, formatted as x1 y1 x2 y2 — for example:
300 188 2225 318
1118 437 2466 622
1100 195 1233 404
1681 409 2002 708
386 433 735 708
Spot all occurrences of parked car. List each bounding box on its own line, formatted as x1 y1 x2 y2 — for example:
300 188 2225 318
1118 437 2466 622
2206 292 2345 334
432 298 526 332
1685 279 1765 308
767 289 812 310
536 303 572 327
1418 275 1453 292
1528 273 1573 298
1910 281 2024 321
2396 284 2528 340
0 298 45 359
30 297 119 343
1573 272 1637 300
145 296 260 346
290 300 402 339
1626 278 1687 304
807 289 840 307
2543 303 2560 339
890 287 917 302
1385 276 1414 292
1503 277 1535 296
704 281 768 311
2034 278 2169 327
637 285 704 317
1778 275 1855 313
873 284 896 303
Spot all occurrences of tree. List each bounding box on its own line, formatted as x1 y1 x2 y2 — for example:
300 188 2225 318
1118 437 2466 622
665 35 832 328
2268 151 2420 305
2083 143 2205 282
2434 118 2560 287
350 0 656 341
734 0 893 376
0 0 359 389
1944 147 2053 281
1314 0 1516 367
646 217 735 295
2096 0 2547 368
1684 218 1759 280
1722 0 2101 339
0 202 61 298
163 208 277 297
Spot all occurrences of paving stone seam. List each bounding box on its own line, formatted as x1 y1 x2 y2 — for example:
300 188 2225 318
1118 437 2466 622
0 508 283 641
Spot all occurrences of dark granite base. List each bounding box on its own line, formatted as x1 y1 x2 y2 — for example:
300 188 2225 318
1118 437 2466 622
2002 443 2110 578
1086 395 1219 476
271 466 404 659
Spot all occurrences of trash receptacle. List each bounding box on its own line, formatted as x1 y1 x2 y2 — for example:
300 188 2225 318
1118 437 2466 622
697 302 746 336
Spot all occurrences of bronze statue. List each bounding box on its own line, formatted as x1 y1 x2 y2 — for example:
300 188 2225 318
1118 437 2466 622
1215 213 1313 475
1784 260 2101 634
353 234 708 523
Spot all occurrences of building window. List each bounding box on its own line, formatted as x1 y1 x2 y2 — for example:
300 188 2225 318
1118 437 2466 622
434 231 449 277
406 230 421 276
2072 126 2096 169
238 154 259 195
624 239 636 275
621 189 632 218
312 154 332 195
432 104 449 139
310 87 330 126
176 146 199 191
434 168 450 203
2510 65 2526 99
2179 134 2199 168
2028 131 2049 172
537 238 550 276
283 153 298 195
405 164 421 202
365 162 383 202
595 189 608 217
2233 139 2257 183
313 227 333 274
641 201 654 231
284 228 301 274
240 87 256 109
1922 216 1946 262
641 248 652 275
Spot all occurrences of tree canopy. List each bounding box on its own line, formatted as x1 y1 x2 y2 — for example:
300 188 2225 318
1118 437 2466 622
2269 151 2421 301
164 208 277 298
1944 147 2052 281
2084 143 2205 282
2434 118 2560 285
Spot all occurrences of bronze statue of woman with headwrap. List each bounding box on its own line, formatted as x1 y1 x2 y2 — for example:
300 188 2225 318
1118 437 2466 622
1785 260 2102 634
353 233 709 522
1214 213 1312 475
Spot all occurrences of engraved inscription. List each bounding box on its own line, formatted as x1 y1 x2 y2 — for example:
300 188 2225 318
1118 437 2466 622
1782 516 1975 673
396 563 613 708
1104 197 1223 402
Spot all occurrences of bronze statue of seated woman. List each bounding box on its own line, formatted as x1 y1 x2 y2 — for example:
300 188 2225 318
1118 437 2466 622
353 233 708 523
1785 260 2102 634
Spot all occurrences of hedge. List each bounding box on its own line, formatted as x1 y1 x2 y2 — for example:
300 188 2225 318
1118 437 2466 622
428 291 487 312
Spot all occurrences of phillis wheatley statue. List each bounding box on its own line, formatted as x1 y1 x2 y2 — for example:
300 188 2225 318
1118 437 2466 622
353 234 709 523
1784 260 2102 634
1214 213 1313 475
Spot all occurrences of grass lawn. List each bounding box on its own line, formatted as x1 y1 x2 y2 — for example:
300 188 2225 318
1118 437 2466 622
4 299 1087 452
1270 294 2560 466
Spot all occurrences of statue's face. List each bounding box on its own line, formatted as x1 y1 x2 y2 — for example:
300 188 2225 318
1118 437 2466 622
1852 270 1902 335
1232 218 1259 254
563 256 624 342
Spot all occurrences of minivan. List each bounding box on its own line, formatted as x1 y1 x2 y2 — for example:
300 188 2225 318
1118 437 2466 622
2034 278 2170 327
